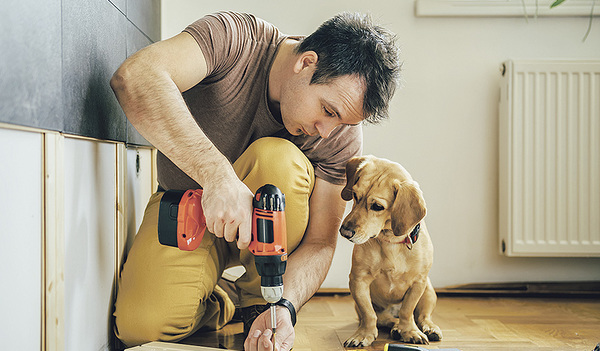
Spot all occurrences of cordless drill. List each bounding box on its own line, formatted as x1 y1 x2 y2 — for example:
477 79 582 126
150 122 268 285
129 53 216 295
157 184 288 337
248 184 287 339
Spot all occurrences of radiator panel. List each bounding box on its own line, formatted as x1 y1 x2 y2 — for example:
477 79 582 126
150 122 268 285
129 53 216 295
499 60 600 257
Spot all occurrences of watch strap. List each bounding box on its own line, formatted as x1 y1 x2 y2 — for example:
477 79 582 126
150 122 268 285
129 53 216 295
275 298 296 326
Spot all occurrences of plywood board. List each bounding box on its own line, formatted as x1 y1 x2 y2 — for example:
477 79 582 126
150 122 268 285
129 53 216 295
44 131 65 351
127 341 230 351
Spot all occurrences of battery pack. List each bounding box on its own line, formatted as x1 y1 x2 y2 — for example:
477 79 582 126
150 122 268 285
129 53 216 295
158 189 206 251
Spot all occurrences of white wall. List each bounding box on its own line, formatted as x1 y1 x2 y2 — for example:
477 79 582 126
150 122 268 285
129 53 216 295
161 0 600 288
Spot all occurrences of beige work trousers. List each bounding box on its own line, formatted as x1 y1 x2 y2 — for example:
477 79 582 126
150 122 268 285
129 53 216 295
114 137 315 347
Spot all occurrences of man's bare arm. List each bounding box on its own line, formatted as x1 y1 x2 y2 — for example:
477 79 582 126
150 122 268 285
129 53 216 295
110 32 253 248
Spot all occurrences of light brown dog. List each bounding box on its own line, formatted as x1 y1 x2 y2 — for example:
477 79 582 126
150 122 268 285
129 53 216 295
340 155 442 347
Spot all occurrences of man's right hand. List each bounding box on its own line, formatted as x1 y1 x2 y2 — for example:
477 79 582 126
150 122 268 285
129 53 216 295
202 176 254 249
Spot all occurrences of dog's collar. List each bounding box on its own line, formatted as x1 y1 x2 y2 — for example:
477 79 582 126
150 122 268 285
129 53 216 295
402 223 421 250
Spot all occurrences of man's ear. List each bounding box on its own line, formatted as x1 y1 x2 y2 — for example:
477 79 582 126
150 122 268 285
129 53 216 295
341 156 367 201
391 180 427 236
294 51 318 73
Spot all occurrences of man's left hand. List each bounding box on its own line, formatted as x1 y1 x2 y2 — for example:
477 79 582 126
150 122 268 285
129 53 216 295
244 306 295 351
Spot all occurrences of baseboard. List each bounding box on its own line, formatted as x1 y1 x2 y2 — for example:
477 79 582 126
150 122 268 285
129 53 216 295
317 282 600 298
316 288 350 295
435 281 600 298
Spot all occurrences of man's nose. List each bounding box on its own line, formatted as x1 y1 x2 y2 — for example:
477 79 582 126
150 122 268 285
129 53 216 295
316 118 339 138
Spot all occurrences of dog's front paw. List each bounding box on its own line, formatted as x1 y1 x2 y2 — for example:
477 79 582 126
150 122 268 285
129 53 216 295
421 323 442 342
390 327 429 345
344 327 378 347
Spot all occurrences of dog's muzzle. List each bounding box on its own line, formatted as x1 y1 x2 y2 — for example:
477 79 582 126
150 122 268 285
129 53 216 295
339 225 355 240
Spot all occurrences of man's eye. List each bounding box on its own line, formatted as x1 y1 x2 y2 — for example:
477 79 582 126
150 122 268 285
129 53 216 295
323 107 335 117
371 203 385 211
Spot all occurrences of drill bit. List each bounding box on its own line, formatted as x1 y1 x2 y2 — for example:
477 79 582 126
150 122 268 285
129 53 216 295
270 303 277 344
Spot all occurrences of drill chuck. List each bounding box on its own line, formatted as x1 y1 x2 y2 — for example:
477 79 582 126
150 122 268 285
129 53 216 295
254 253 287 303
261 285 284 304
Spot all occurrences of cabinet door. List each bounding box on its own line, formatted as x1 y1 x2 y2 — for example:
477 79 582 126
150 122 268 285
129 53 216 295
0 128 43 350
63 138 116 351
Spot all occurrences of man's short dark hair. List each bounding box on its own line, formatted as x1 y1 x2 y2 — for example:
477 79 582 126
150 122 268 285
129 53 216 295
296 12 401 123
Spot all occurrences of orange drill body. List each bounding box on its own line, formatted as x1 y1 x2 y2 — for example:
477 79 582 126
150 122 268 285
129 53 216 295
249 208 287 257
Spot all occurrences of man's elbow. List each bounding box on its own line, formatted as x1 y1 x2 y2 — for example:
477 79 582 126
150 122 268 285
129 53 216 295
110 49 153 96
109 59 145 125
110 63 132 97
109 60 150 128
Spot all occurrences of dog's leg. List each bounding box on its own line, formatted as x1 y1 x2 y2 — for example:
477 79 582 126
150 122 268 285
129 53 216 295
390 280 429 344
415 278 442 341
344 275 378 347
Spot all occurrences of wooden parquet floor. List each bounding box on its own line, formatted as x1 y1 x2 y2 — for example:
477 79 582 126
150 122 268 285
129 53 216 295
181 294 600 351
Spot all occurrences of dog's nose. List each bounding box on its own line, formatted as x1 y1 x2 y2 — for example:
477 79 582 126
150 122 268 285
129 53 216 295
339 225 355 239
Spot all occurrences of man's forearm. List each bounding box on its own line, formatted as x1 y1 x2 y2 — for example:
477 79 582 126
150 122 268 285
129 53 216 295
281 239 336 310
279 178 346 311
110 61 236 187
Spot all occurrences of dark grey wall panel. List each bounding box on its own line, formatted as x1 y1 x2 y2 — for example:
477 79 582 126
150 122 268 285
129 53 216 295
125 21 153 146
1 0 159 143
127 0 161 42
126 14 154 58
62 0 128 142
0 0 62 130
109 0 127 15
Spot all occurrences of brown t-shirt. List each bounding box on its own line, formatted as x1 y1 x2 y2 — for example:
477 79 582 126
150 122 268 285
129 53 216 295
157 11 362 190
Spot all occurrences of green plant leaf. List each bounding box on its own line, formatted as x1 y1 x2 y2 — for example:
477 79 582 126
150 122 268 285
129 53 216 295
550 0 567 8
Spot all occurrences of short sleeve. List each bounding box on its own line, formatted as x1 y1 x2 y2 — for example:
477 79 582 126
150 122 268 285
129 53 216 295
183 12 272 79
313 125 363 185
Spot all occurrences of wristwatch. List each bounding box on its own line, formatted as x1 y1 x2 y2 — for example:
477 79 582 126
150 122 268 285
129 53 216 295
275 298 296 326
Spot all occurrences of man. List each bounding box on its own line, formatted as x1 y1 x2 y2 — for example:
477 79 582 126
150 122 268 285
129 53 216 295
111 11 400 351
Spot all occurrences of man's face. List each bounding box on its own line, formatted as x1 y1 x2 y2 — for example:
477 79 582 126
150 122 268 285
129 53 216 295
280 67 365 138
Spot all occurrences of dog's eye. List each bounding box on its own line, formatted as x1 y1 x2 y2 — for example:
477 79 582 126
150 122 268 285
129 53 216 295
371 203 385 211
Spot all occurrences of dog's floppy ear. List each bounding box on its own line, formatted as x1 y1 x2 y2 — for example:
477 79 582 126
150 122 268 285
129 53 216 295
341 156 367 201
391 180 427 236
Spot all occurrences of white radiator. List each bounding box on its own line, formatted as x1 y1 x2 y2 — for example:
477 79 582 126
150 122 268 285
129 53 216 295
499 60 600 257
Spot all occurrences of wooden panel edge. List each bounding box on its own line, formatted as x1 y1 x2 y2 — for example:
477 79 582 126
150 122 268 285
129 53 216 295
43 131 65 351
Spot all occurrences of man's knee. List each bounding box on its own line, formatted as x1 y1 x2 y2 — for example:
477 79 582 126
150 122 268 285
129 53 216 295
114 285 229 347
236 137 314 249
113 237 228 346
241 137 314 189
115 307 177 347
